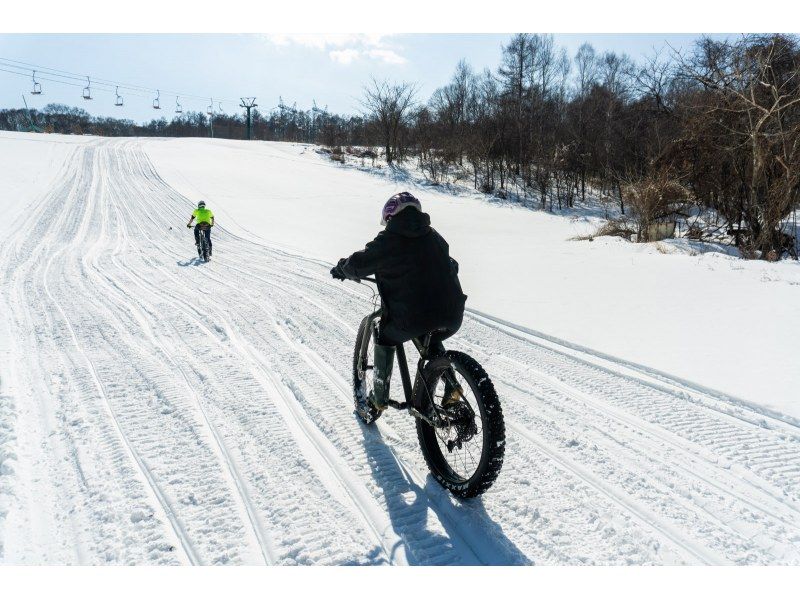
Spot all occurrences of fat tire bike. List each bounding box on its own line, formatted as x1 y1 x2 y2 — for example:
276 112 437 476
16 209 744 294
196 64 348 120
194 222 212 263
349 277 505 498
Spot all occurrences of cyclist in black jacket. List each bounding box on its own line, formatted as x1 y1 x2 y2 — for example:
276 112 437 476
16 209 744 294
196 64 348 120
332 192 466 412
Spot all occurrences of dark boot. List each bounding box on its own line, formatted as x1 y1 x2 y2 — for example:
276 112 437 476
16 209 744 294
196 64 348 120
370 343 395 410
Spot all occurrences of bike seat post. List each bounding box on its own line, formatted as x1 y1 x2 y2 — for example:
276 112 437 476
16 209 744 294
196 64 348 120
420 333 433 359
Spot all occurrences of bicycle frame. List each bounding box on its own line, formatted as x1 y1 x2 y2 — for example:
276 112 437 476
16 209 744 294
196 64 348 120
357 308 435 415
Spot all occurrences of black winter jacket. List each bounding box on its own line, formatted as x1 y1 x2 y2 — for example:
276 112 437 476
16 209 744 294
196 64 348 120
340 208 466 345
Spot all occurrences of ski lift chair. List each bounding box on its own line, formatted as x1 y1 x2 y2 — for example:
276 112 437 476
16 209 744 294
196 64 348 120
83 76 92 100
153 89 161 110
175 97 183 114
31 71 42 95
115 86 123 107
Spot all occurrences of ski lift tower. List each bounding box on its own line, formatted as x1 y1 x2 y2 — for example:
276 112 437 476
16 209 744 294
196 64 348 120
240 97 257 140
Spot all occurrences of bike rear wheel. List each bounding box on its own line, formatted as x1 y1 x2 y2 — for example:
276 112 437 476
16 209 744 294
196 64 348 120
352 316 383 424
416 351 505 498
199 229 210 262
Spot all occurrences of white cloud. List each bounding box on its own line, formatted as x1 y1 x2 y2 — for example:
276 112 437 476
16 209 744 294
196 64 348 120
264 33 406 66
366 48 407 65
329 48 361 64
266 33 368 50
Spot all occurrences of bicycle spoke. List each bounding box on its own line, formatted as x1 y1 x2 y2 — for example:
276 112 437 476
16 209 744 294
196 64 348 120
431 368 484 482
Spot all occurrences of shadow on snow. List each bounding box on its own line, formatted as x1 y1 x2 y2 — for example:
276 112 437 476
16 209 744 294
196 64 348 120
357 419 530 565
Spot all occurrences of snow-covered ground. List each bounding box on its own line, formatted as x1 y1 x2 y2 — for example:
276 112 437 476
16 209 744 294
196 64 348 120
1 131 799 565
145 136 800 421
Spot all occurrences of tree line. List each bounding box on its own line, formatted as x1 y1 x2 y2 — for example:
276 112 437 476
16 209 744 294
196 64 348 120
359 34 800 259
0 100 368 145
1 33 798 258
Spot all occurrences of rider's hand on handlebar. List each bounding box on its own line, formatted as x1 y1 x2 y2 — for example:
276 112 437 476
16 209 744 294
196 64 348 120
331 258 350 281
330 265 346 280
186 224 192 228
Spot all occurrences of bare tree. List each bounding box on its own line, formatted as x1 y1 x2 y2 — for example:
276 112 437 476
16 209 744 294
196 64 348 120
361 78 418 164
678 34 800 255
575 43 598 98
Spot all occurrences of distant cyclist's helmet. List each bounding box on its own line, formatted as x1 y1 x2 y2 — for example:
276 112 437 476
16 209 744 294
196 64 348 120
198 201 206 208
381 192 421 226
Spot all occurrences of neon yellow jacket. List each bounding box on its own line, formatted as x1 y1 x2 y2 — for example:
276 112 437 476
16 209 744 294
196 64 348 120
192 207 214 224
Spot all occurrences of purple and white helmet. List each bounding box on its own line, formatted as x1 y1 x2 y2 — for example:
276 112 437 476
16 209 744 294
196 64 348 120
381 192 421 225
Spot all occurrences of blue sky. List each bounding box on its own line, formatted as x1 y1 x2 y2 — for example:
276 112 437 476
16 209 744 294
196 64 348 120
0 33 729 122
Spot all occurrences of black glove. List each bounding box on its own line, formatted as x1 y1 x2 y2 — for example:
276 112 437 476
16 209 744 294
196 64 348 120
330 258 348 281
187 224 192 228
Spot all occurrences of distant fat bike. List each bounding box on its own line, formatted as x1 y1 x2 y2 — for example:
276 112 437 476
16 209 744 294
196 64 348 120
350 277 505 498
192 222 212 263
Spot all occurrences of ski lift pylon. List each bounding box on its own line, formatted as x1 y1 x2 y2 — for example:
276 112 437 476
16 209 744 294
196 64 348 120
115 86 123 107
31 70 42 95
153 89 161 110
175 96 182 114
83 76 92 100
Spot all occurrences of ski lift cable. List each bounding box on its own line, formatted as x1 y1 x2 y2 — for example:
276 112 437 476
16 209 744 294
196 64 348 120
0 66 97 90
0 60 141 94
0 57 240 104
0 66 149 98
3 63 276 118
0 66 240 112
1 58 250 110
0 66 181 106
0 57 219 99
3 67 226 116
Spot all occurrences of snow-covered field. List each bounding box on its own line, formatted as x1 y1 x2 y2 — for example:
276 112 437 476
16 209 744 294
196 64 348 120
145 137 800 421
1 131 799 565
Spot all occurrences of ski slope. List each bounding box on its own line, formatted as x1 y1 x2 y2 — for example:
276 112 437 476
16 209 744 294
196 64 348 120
145 137 800 421
1 134 800 565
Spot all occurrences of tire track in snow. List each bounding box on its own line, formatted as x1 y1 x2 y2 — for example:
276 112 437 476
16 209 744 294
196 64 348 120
97 142 276 565
94 140 405 564
39 148 200 565
202 244 784 563
6 136 800 564
458 314 800 504
190 171 800 563
3 145 193 564
173 207 780 563
495 353 800 529
114 241 409 564
184 241 660 564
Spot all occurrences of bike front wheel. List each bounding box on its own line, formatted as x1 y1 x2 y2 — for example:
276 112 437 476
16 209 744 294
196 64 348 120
352 315 383 425
416 350 505 498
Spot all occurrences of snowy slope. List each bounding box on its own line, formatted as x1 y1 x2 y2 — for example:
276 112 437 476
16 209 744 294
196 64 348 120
0 132 92 238
144 137 800 420
1 133 800 565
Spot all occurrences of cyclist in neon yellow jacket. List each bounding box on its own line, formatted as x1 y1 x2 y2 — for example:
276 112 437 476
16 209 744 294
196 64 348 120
187 200 215 257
